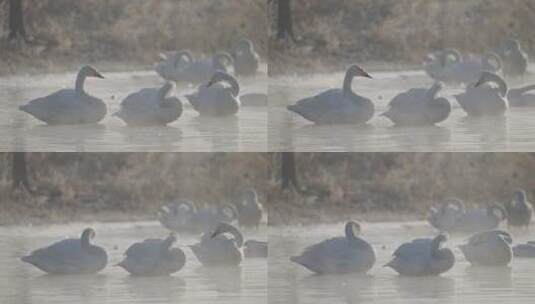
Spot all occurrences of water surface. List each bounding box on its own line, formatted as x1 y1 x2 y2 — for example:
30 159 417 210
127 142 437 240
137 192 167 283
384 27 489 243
0 222 266 304
268 221 535 304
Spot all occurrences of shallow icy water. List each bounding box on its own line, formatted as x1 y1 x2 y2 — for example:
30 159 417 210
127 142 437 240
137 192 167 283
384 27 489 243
269 69 535 152
0 69 267 152
268 221 535 304
0 222 266 304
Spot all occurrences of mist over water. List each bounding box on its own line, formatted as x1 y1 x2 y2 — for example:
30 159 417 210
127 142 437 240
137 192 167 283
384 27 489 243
268 222 535 304
0 222 267 304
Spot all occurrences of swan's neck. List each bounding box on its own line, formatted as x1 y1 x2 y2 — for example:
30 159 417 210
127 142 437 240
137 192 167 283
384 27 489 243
426 83 442 100
221 74 240 97
75 70 88 95
482 73 508 97
343 71 358 100
158 83 173 106
81 234 91 251
431 237 442 257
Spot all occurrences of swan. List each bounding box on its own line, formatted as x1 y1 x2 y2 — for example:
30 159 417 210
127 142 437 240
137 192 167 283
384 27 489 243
233 39 259 77
504 189 533 228
117 233 186 276
182 52 234 84
21 228 108 274
155 50 194 82
423 49 462 83
381 82 451 126
449 204 506 234
448 53 502 85
186 71 240 116
513 241 535 258
290 221 376 274
113 82 182 126
459 230 513 266
244 240 268 258
235 188 263 228
385 234 454 276
454 71 508 116
507 84 535 107
192 203 238 233
287 64 375 124
499 39 528 78
19 65 107 125
158 199 198 233
427 198 465 232
190 222 244 266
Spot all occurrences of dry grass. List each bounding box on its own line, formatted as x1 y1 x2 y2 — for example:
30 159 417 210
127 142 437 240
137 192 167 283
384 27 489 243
0 0 266 75
267 153 535 225
269 0 535 75
0 153 269 226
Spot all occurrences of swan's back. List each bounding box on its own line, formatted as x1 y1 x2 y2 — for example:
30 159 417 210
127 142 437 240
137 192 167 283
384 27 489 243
120 239 185 276
384 88 450 125
235 52 259 77
187 83 240 116
116 88 182 126
455 85 507 116
20 89 107 125
288 89 374 124
460 230 513 265
191 234 242 266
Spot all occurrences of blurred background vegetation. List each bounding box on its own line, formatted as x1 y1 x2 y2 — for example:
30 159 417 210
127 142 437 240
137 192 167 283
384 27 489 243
0 0 266 75
0 153 268 225
269 0 535 75
268 153 535 225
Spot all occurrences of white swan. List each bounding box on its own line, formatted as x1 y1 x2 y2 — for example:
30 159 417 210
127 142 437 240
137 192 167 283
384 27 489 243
155 50 194 82
182 52 234 84
158 199 198 233
385 234 454 276
449 204 506 235
459 230 513 266
19 65 107 124
186 71 240 116
382 82 450 126
427 198 465 232
192 203 238 233
190 222 244 267
499 39 528 78
507 84 535 107
504 189 533 228
290 221 376 274
21 228 108 274
233 39 259 77
448 53 502 85
287 64 375 124
114 82 182 126
423 49 462 83
454 71 508 116
513 241 535 258
235 188 263 228
117 233 186 276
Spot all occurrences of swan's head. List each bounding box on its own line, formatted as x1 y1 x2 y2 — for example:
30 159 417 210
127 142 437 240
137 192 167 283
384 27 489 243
81 228 96 241
348 65 372 79
80 65 104 79
513 189 527 203
345 221 361 240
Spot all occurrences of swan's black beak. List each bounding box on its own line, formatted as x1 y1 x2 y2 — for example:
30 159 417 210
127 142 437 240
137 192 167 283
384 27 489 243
363 72 372 79
95 71 105 79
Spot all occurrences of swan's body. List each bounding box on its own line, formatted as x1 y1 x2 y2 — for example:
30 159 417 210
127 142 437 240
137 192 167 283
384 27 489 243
117 234 185 276
427 198 465 232
182 52 234 84
290 221 376 275
382 82 450 126
233 39 259 77
114 83 182 126
504 189 532 228
287 65 374 124
498 39 528 78
186 71 240 116
507 84 535 107
19 66 107 125
449 204 506 235
235 188 263 228
386 234 454 276
513 241 535 258
459 230 513 266
21 228 107 274
244 240 268 258
455 72 508 116
158 200 198 233
190 223 243 266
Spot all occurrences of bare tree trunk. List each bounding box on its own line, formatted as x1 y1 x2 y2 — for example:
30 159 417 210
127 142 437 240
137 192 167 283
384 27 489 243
12 152 32 192
276 0 296 41
281 152 299 190
8 0 28 42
